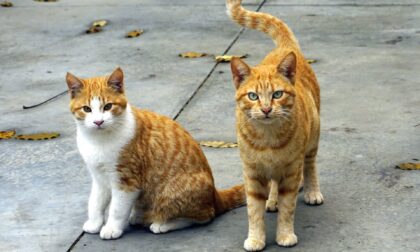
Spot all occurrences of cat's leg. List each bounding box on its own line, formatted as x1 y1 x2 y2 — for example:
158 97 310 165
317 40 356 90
243 167 269 251
100 187 140 240
276 168 301 247
129 200 143 226
266 179 278 212
150 218 200 234
303 148 324 205
83 176 110 234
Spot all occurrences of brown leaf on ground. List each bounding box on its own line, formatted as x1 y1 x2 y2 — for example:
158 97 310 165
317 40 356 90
396 163 420 170
1 1 13 7
86 26 103 34
15 132 60 141
178 52 208 58
215 54 248 63
306 59 317 64
126 29 144 38
92 20 108 28
199 141 238 148
34 0 58 2
0 130 16 139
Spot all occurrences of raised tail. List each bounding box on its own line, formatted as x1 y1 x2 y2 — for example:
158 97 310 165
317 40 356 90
214 184 246 215
226 0 299 48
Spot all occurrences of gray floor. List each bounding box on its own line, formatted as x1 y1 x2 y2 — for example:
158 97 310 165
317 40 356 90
1 0 419 251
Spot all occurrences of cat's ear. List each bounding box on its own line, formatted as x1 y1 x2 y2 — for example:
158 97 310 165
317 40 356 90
66 72 83 98
230 57 251 89
107 67 124 93
277 52 296 84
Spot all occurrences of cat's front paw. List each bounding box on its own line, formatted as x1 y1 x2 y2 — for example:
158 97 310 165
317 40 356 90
276 232 298 247
304 191 324 205
83 219 103 234
244 237 265 251
265 199 278 212
99 225 124 240
149 222 170 234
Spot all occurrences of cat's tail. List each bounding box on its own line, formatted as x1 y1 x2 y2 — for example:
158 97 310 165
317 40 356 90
226 0 299 48
214 184 246 215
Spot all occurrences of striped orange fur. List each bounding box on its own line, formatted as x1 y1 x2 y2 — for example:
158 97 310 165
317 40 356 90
227 0 324 250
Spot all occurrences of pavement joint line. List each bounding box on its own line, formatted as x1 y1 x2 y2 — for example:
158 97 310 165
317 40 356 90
173 0 268 121
66 231 85 252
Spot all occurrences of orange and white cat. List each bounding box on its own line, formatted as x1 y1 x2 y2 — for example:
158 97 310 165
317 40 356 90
227 0 324 250
66 68 245 240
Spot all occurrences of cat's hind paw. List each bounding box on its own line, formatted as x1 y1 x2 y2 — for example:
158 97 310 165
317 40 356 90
83 219 103 234
129 212 143 226
149 222 170 234
244 237 265 251
265 199 278 212
276 233 298 247
304 191 324 205
99 225 123 240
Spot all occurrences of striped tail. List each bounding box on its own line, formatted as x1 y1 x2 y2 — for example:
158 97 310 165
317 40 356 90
214 184 246 215
226 0 299 48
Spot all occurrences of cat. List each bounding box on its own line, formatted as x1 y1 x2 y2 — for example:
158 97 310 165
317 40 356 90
66 67 245 240
226 0 324 250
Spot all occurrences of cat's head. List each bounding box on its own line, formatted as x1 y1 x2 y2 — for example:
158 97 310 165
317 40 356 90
230 52 297 125
66 67 128 131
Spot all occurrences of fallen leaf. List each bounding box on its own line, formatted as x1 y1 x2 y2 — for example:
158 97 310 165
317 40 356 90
86 26 103 34
92 20 107 28
306 59 317 64
1 1 13 7
215 54 248 63
396 163 420 170
126 29 144 38
0 130 16 139
34 0 57 2
199 141 238 148
179 52 208 58
15 132 60 141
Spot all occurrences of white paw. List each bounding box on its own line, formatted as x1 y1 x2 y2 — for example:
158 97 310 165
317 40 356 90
304 191 324 205
244 237 265 251
99 225 123 240
129 212 143 226
83 219 103 234
265 199 278 212
276 232 298 247
149 222 170 234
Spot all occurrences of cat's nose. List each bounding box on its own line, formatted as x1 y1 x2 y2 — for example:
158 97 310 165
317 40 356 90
94 120 104 126
261 107 272 115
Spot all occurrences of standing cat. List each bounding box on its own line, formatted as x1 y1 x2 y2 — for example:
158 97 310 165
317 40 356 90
66 67 245 239
226 0 324 250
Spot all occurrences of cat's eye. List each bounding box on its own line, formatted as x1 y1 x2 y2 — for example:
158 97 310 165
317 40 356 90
248 92 259 101
272 91 283 99
82 106 92 113
104 103 113 111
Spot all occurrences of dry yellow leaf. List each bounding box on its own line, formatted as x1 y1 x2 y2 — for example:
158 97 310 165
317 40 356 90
178 52 208 58
126 29 144 38
15 132 60 141
306 59 317 64
86 26 102 34
0 130 16 139
215 54 248 63
199 141 238 148
396 163 420 170
1 1 13 7
92 20 107 28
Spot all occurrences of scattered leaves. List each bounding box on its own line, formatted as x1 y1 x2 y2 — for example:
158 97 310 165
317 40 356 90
15 132 60 141
34 0 57 2
396 163 420 170
178 52 208 58
0 130 16 139
199 141 238 148
306 59 317 64
1 1 13 7
126 29 144 38
86 26 103 34
215 54 248 63
92 20 107 28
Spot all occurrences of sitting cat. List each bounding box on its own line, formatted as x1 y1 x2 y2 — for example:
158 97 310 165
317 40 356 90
226 0 324 250
66 67 245 239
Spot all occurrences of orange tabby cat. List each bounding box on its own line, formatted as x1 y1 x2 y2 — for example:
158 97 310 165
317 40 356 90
226 0 324 250
66 68 245 240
